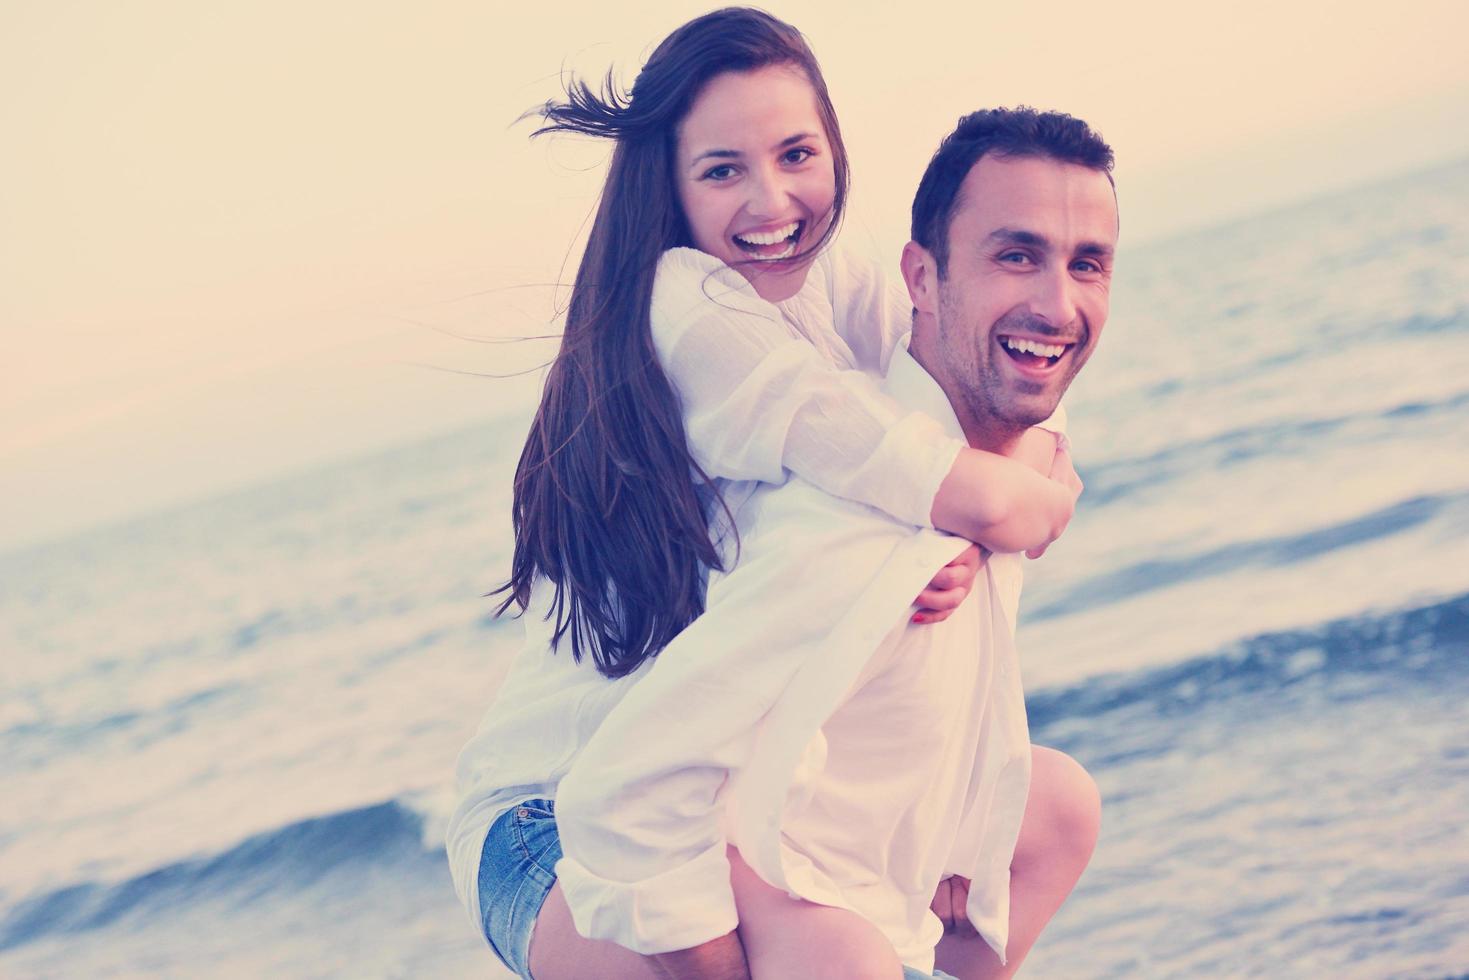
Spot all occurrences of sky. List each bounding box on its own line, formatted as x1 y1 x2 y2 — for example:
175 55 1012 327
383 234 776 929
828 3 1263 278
3 0 1467 552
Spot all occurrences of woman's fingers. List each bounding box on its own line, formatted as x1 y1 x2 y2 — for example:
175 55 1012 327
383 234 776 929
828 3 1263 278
1049 443 1083 500
947 876 977 937
1029 442 1082 561
929 877 957 931
925 545 983 591
913 545 986 622
925 564 971 592
913 585 968 616
928 875 977 936
950 543 984 574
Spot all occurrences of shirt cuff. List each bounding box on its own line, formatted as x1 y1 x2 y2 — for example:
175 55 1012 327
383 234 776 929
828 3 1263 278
554 841 739 955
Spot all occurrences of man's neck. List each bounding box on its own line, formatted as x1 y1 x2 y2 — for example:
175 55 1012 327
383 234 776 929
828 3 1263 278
955 410 1027 456
907 335 1026 455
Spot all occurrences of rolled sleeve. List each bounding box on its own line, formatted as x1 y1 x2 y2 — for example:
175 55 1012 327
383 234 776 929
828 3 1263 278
651 248 963 528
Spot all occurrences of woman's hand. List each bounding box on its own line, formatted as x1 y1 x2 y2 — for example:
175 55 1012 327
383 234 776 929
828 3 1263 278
1025 439 1082 560
929 874 978 937
912 544 986 624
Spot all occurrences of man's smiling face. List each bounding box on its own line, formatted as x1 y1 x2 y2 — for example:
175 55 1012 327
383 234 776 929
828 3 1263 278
924 154 1118 434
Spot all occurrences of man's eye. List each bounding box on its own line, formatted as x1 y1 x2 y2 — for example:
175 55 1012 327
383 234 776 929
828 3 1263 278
1071 260 1102 274
999 252 1031 264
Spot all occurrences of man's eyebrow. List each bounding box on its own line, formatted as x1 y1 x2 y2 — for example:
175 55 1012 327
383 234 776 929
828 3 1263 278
1076 241 1115 260
986 228 1115 261
985 228 1049 249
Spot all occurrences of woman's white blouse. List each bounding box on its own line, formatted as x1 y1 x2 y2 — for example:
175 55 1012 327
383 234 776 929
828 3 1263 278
445 246 969 947
648 246 965 528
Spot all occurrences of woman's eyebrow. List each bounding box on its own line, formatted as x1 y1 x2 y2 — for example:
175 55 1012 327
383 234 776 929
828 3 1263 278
689 148 742 166
774 132 818 149
689 132 820 169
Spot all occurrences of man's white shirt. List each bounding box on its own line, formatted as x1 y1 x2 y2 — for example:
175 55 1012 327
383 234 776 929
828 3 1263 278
554 345 1038 972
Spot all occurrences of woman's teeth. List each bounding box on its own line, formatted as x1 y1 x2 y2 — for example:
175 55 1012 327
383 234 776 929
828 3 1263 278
735 221 800 246
733 221 801 260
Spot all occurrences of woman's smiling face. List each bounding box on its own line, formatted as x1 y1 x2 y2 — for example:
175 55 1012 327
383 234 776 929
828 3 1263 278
674 65 837 303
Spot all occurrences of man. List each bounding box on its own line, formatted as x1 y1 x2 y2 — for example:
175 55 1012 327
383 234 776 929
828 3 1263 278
549 108 1119 980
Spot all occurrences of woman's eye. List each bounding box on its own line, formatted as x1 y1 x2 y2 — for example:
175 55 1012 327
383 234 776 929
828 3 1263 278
702 164 737 181
782 147 814 165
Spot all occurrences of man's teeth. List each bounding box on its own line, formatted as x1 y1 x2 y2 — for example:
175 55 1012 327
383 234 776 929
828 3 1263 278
1003 337 1067 359
734 221 800 247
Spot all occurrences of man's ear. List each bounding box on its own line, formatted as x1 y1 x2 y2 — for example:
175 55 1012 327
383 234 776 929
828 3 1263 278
900 240 940 315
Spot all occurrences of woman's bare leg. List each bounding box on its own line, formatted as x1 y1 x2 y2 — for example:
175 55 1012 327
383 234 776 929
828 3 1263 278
527 881 670 979
933 745 1101 980
528 846 904 980
727 846 906 980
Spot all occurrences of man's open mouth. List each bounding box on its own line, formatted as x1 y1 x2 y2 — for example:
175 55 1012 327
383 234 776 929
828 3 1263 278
733 220 804 261
998 334 1074 370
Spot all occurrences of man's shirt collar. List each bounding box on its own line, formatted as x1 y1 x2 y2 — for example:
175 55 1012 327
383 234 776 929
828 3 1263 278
883 336 968 445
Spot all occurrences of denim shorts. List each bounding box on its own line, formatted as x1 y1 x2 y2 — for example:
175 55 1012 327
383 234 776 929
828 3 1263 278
475 797 956 980
477 797 561 979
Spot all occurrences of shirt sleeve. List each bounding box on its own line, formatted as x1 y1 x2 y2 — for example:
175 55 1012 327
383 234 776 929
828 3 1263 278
650 248 963 529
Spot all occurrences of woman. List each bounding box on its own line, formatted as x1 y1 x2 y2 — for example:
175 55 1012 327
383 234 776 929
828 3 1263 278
449 9 1097 979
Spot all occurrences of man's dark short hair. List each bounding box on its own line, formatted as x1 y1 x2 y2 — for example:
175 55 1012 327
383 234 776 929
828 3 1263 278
911 107 1115 276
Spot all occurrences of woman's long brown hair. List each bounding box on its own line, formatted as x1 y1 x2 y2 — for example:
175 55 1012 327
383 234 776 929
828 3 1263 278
493 8 849 678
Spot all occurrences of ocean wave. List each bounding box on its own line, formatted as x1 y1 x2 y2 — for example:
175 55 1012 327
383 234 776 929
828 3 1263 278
1079 387 1469 509
0 798 437 951
1028 590 1469 732
3 683 247 773
1027 490 1469 622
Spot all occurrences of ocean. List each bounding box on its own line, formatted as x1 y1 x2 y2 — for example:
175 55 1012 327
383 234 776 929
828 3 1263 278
2 158 1466 978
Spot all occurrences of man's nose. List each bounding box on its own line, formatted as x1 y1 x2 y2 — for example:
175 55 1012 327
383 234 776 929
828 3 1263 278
1028 266 1079 329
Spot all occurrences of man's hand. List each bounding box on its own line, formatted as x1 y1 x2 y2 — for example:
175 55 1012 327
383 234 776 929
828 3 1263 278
648 930 751 980
929 875 978 937
912 544 988 624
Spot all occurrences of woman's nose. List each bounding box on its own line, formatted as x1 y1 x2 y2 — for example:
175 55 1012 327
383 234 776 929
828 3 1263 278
745 167 792 219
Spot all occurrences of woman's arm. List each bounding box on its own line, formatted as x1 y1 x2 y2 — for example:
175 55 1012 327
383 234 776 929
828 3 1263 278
651 249 1073 555
932 444 1077 555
